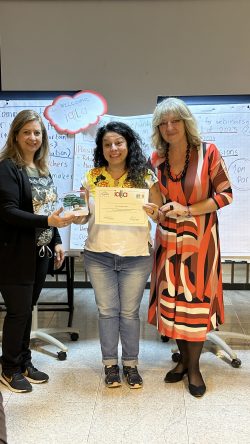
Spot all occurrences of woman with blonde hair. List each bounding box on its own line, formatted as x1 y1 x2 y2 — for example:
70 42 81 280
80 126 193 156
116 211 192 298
147 97 233 397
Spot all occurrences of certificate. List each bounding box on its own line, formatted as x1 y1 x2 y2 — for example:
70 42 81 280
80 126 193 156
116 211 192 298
95 187 149 227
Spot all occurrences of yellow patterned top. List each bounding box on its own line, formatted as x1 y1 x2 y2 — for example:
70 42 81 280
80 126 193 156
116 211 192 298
83 166 157 195
81 166 158 256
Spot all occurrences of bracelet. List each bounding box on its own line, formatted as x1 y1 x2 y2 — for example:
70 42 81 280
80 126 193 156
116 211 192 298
186 205 192 218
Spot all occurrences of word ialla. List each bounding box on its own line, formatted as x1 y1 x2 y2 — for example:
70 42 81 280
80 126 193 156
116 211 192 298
114 190 128 198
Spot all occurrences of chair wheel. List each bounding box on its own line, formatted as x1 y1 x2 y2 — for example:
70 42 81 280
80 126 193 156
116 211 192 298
161 335 169 343
231 358 241 368
57 351 67 361
172 352 181 362
70 332 79 341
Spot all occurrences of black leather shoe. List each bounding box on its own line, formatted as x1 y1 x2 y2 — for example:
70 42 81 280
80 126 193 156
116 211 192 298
164 368 188 383
188 382 206 397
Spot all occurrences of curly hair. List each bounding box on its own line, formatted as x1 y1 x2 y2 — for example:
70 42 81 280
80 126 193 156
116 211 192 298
152 97 202 156
94 121 148 187
0 109 50 175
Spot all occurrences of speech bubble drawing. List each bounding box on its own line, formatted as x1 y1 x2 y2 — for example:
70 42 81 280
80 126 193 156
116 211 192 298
44 90 107 134
228 158 250 191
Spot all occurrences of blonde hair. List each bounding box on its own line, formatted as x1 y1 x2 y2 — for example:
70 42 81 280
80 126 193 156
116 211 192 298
0 109 50 175
151 97 202 156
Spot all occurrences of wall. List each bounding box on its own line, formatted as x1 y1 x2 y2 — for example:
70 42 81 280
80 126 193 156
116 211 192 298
0 0 250 115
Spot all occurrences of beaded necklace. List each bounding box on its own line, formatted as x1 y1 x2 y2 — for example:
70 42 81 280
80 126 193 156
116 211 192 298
165 144 191 182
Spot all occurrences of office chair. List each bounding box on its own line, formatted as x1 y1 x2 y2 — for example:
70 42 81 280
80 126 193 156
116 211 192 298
31 256 79 360
163 330 250 368
30 304 79 360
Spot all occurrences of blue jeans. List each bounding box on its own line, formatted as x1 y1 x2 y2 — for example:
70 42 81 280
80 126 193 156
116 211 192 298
83 249 153 367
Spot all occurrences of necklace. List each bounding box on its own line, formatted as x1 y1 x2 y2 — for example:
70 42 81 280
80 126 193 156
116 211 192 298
113 178 121 186
165 145 191 182
106 167 127 186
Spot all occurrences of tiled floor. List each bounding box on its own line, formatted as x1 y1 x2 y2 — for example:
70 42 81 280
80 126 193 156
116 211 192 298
0 287 250 444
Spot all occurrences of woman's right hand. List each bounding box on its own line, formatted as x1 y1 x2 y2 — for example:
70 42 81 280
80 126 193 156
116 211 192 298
48 207 76 228
143 203 159 221
73 215 89 225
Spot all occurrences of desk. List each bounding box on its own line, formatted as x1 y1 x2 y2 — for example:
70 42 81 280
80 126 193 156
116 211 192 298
222 257 250 289
0 256 76 326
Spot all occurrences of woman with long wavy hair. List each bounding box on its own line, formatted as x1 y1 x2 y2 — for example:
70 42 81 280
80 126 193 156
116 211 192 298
79 121 162 389
0 110 75 393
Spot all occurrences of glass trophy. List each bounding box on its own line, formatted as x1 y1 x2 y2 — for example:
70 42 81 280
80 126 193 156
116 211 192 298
60 190 89 216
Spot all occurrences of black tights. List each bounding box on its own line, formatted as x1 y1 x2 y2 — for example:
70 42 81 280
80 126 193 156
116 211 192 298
172 339 204 386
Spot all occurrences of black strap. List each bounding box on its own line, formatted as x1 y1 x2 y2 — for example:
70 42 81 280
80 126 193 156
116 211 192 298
202 141 207 158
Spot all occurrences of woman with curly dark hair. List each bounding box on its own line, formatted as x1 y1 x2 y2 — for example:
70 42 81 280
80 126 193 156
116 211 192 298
93 121 149 188
79 121 162 389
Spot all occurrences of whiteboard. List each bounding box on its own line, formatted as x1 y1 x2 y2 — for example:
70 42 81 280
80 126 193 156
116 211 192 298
189 103 250 258
0 93 249 257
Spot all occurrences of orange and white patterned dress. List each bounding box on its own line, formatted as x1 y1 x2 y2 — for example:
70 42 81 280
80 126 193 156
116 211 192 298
148 143 233 342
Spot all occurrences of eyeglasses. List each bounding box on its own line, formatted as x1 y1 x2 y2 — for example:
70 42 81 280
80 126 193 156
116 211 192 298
158 119 182 129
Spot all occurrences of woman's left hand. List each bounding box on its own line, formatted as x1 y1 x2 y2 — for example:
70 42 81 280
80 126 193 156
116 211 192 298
54 244 65 270
161 201 188 218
